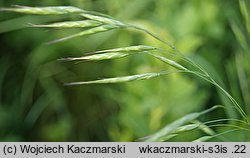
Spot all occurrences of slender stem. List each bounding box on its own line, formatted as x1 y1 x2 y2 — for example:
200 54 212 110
123 22 249 124
203 118 249 125
186 70 249 124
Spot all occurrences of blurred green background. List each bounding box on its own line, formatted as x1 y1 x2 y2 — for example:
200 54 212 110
0 0 249 141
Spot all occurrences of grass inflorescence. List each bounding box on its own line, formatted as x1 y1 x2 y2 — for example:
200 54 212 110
1 4 249 141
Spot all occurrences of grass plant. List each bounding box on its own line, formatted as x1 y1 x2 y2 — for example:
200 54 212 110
1 2 250 141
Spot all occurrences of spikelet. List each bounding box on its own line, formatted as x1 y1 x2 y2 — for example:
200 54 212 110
59 52 130 62
1 5 84 15
145 105 222 141
89 45 158 55
148 53 187 71
64 72 169 85
47 24 119 44
80 13 124 26
30 20 102 28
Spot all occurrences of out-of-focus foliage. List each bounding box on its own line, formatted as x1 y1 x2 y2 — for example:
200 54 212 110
0 0 249 141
